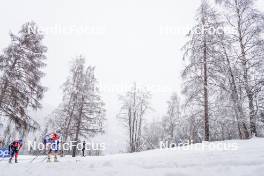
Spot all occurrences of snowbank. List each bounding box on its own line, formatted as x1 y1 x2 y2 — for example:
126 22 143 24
1 138 264 176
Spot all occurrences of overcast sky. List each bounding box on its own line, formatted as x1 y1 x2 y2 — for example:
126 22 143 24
0 0 201 116
0 0 263 152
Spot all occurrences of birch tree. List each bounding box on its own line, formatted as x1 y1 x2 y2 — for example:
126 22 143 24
118 84 151 152
216 0 264 136
162 93 181 143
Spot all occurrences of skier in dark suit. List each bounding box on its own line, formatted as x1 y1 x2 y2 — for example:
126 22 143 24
9 139 23 163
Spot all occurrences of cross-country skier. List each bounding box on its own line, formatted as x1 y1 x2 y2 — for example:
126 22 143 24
44 132 60 162
8 139 23 163
82 141 86 157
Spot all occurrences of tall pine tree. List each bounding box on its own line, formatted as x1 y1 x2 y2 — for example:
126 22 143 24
0 22 47 131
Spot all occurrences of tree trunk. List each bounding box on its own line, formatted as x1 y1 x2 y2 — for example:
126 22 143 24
203 19 209 141
72 97 84 157
222 45 249 139
235 2 256 137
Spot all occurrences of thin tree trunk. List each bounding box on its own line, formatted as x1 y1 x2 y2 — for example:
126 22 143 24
235 1 256 137
222 45 249 139
131 85 137 152
203 18 210 141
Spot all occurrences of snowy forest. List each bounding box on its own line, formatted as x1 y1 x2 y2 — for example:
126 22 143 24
0 0 264 158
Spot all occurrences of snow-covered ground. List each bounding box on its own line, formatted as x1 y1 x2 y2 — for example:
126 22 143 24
1 138 264 176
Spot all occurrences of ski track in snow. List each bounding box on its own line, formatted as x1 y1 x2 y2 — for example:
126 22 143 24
1 138 264 176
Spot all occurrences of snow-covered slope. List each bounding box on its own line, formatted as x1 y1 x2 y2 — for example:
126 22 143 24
1 138 264 176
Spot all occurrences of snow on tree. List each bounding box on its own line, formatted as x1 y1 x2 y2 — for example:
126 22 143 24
142 118 164 150
182 0 223 141
118 83 151 152
0 22 46 142
162 93 181 144
215 0 264 136
48 56 105 157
